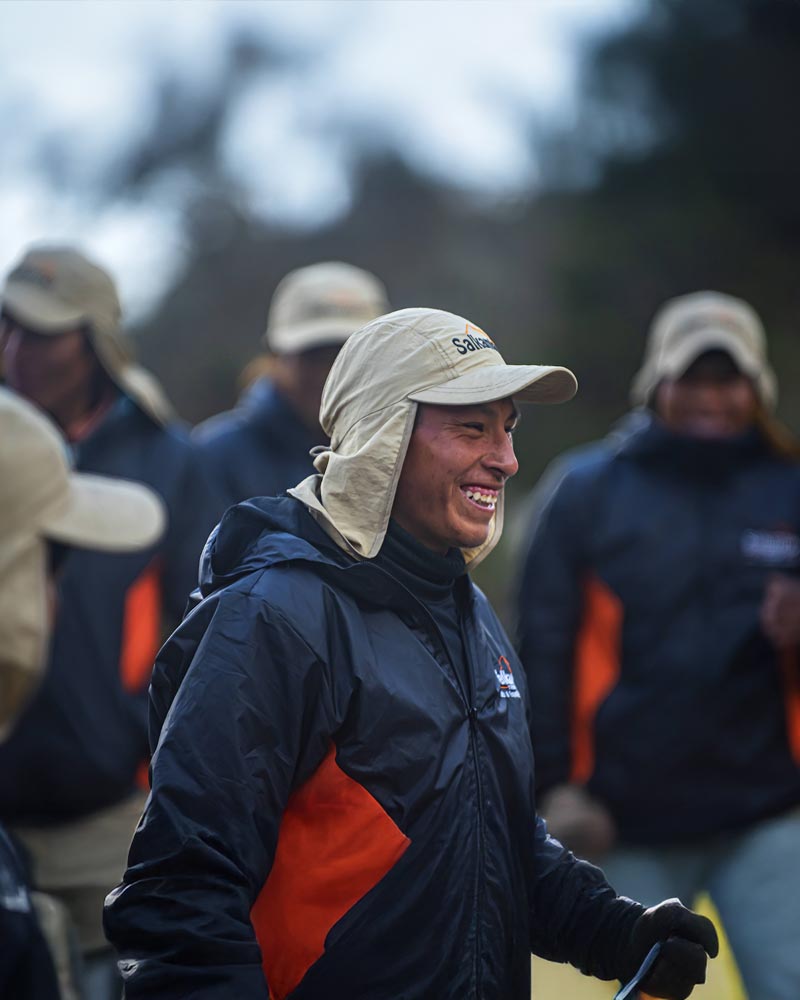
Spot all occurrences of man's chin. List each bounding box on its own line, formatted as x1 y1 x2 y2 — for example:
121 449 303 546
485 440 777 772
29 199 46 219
451 525 493 551
683 423 740 440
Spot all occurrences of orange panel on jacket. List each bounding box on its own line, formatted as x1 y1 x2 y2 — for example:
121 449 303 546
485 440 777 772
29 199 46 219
120 559 162 694
252 745 411 1000
570 574 623 785
780 647 800 764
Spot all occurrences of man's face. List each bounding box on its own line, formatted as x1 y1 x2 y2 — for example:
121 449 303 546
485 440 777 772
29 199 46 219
273 344 342 432
1 316 97 419
655 350 758 439
392 399 519 553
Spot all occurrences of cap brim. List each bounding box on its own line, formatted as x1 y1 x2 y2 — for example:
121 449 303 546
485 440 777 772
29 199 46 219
2 282 86 333
42 473 166 552
661 329 761 380
408 364 578 406
267 316 368 354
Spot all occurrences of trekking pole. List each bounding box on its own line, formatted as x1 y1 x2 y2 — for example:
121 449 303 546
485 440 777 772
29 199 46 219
613 941 663 1000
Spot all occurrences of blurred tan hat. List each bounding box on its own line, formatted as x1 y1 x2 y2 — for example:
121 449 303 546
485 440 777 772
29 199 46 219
0 387 165 737
2 245 174 425
631 290 777 409
1 387 165 552
265 261 390 355
290 307 577 566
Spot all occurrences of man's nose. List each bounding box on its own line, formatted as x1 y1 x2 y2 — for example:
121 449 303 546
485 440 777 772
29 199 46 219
485 430 519 480
691 382 730 408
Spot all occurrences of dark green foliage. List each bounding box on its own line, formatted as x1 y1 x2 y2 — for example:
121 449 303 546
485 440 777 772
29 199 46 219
121 0 800 607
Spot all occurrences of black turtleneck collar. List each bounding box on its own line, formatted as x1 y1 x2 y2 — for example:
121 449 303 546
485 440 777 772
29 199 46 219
618 410 767 478
372 519 467 604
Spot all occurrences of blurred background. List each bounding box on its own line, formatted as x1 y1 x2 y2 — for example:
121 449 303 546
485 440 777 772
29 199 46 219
4 0 799 538
3 3 798 994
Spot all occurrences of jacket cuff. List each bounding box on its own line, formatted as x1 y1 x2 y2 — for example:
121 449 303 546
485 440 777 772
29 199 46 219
579 894 645 982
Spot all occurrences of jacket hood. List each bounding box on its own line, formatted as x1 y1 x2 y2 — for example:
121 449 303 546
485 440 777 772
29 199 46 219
198 494 473 621
199 495 351 598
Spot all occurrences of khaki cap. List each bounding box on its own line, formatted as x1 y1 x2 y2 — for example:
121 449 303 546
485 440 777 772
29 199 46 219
265 261 390 355
631 291 777 409
2 245 174 425
1 388 165 552
0 388 165 737
321 307 577 436
289 307 577 566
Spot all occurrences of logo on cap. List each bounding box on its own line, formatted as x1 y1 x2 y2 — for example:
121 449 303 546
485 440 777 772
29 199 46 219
452 322 498 357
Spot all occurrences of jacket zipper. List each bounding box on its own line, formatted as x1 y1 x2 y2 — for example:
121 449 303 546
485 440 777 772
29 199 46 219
415 599 486 997
351 564 487 996
463 603 485 999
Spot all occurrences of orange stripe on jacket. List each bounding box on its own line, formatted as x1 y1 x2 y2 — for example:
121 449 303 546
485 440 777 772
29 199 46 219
779 647 800 764
570 574 623 785
120 559 162 694
252 745 411 1000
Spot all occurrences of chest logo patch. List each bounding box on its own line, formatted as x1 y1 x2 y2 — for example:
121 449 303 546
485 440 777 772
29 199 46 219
495 655 521 699
741 528 800 567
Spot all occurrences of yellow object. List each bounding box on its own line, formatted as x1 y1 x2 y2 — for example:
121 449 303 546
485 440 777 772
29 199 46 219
532 895 747 999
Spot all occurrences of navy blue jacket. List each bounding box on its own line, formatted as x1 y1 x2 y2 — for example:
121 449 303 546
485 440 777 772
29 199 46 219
517 412 800 844
104 496 642 999
194 378 320 514
0 395 221 823
0 826 60 998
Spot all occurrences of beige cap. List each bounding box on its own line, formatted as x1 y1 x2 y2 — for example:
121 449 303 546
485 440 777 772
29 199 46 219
631 290 778 409
289 307 577 566
265 261 390 355
0 387 166 739
2 245 174 425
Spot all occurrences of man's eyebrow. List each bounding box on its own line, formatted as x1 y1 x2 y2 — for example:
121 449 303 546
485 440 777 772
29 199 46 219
470 403 520 423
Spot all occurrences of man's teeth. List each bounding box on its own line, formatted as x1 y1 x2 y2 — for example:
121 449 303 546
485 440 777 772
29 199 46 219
464 489 496 509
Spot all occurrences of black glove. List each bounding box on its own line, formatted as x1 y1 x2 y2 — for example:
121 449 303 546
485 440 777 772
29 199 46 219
622 898 719 1000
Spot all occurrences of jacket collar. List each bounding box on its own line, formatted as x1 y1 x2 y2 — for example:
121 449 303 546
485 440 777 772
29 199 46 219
198 494 473 617
614 408 767 474
241 378 321 456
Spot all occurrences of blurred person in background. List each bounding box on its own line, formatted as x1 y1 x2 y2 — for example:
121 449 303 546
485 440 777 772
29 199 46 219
0 246 220 999
106 308 718 1000
516 291 800 1000
194 261 389 510
0 387 164 999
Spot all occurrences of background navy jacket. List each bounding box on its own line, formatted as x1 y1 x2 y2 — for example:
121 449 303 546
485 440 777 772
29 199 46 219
105 496 642 999
0 826 60 998
194 377 320 514
0 395 221 823
517 412 800 844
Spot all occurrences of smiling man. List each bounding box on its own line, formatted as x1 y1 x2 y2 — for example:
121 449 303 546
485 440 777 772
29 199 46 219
104 307 717 1000
391 398 519 550
517 291 800 1000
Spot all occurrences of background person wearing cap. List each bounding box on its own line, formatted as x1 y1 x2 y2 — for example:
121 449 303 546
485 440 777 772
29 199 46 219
0 245 221 999
106 307 717 1000
516 290 800 1000
0 387 164 1000
194 261 390 513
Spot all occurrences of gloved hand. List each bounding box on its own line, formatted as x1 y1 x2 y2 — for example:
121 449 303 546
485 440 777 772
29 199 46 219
622 899 719 1000
761 572 800 648
540 783 617 861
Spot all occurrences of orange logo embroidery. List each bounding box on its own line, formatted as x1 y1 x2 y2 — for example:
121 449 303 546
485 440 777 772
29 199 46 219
495 655 520 699
451 323 498 357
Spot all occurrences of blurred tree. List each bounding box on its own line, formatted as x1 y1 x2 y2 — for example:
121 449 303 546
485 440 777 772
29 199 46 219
533 0 800 466
111 0 800 608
